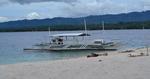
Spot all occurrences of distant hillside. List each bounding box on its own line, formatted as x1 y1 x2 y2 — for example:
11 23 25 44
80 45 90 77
0 10 150 31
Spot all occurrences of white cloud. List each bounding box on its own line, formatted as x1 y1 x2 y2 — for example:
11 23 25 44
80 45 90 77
58 0 150 17
60 0 129 17
0 0 150 21
26 12 41 20
0 0 10 6
0 17 9 22
9 0 76 4
139 0 150 11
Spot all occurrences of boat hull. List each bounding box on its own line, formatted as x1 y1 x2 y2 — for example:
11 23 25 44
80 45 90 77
24 48 117 51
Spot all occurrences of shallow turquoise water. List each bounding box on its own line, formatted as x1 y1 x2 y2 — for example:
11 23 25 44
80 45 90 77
0 30 150 64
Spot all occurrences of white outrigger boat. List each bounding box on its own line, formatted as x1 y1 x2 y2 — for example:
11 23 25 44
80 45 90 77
24 32 118 51
24 20 118 51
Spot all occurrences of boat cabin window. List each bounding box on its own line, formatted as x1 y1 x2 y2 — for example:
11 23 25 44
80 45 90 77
51 37 63 45
57 38 63 44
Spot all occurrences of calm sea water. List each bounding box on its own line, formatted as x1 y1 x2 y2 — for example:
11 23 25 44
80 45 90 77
0 30 150 64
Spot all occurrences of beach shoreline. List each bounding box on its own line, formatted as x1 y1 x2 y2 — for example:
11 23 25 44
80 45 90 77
0 47 150 79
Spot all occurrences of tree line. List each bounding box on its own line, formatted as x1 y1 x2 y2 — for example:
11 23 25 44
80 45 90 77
0 21 150 32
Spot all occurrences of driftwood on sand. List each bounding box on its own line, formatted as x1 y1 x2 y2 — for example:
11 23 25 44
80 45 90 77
87 53 108 58
119 50 135 53
128 53 149 57
87 53 99 58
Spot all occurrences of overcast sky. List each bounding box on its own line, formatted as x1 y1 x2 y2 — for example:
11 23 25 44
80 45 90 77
0 0 150 22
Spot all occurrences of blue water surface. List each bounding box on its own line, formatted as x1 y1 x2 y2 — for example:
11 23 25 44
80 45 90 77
0 30 150 64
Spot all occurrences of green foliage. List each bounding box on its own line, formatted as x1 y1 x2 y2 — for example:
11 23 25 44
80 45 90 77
0 21 150 32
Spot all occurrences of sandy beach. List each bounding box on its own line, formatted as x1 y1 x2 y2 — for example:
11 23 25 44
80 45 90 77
0 47 150 79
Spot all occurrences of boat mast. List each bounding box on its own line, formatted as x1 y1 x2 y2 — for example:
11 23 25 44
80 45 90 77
48 27 51 43
49 27 51 36
102 21 105 32
143 26 145 30
84 19 87 36
101 21 106 42
83 19 88 45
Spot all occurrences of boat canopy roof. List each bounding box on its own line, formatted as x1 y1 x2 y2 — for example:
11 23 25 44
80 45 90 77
50 33 90 37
